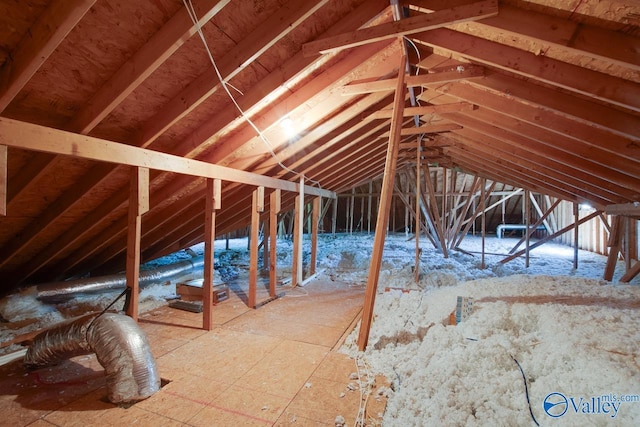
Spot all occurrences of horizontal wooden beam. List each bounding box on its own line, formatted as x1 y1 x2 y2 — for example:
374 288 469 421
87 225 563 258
388 123 462 138
372 102 475 119
606 203 640 218
337 66 484 95
0 118 335 199
302 0 498 56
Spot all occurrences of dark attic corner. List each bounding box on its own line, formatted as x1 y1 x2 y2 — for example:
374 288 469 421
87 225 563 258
0 0 638 425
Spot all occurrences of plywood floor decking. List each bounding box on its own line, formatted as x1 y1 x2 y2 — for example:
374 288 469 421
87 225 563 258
0 279 388 426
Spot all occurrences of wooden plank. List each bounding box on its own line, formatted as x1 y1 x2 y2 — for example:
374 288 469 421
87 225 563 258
415 142 421 282
68 0 231 134
414 28 640 112
438 81 639 163
573 202 579 270
500 210 601 265
604 216 623 281
475 4 640 71
292 177 305 286
202 178 219 330
0 117 335 198
125 167 148 321
620 261 640 283
303 0 498 56
525 190 530 268
337 66 484 95
358 55 406 351
269 189 281 297
0 0 96 112
372 102 475 119
249 188 261 308
0 145 6 216
388 123 462 138
310 197 320 276
481 178 486 269
508 197 562 254
606 203 640 218
469 72 639 141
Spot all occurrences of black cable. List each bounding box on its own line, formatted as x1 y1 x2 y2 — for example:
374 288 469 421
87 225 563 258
86 287 131 336
511 355 540 426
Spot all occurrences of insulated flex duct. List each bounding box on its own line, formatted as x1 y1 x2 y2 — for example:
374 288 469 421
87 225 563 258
24 312 161 404
36 256 205 301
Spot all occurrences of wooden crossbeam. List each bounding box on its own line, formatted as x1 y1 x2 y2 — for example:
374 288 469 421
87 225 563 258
303 0 498 56
0 118 335 199
372 102 475 119
606 203 640 218
337 67 484 95
390 123 462 139
500 210 601 265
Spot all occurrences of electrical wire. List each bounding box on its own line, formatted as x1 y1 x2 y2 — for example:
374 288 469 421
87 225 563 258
182 0 322 188
511 355 540 427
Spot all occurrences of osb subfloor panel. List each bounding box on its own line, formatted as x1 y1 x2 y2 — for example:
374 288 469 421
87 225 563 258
0 279 389 426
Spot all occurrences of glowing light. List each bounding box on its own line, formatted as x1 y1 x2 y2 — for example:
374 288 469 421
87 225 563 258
280 116 296 136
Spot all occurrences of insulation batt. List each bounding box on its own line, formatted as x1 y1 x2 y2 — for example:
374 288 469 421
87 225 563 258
24 312 161 404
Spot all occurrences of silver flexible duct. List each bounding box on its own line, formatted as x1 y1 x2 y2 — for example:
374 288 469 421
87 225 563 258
36 256 205 301
24 312 161 404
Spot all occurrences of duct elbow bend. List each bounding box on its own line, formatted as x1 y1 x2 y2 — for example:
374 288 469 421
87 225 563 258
25 312 161 404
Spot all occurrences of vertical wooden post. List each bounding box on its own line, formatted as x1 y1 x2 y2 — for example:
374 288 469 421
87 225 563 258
349 188 355 234
0 145 6 216
249 187 264 308
392 196 396 233
525 189 531 268
269 189 281 297
404 191 409 236
367 181 373 234
292 176 304 286
624 217 632 271
310 197 320 275
332 197 337 236
441 167 447 239
125 166 149 322
481 178 486 269
358 55 406 351
203 178 221 330
573 202 579 269
415 142 421 283
604 216 622 280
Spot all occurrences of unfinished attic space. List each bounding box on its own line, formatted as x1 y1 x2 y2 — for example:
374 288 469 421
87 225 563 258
0 0 639 425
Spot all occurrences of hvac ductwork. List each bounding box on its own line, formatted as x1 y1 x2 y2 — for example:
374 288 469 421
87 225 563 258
36 256 205 302
24 312 161 404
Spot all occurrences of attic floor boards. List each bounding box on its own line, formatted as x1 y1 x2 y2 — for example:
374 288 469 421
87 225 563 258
0 279 388 426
